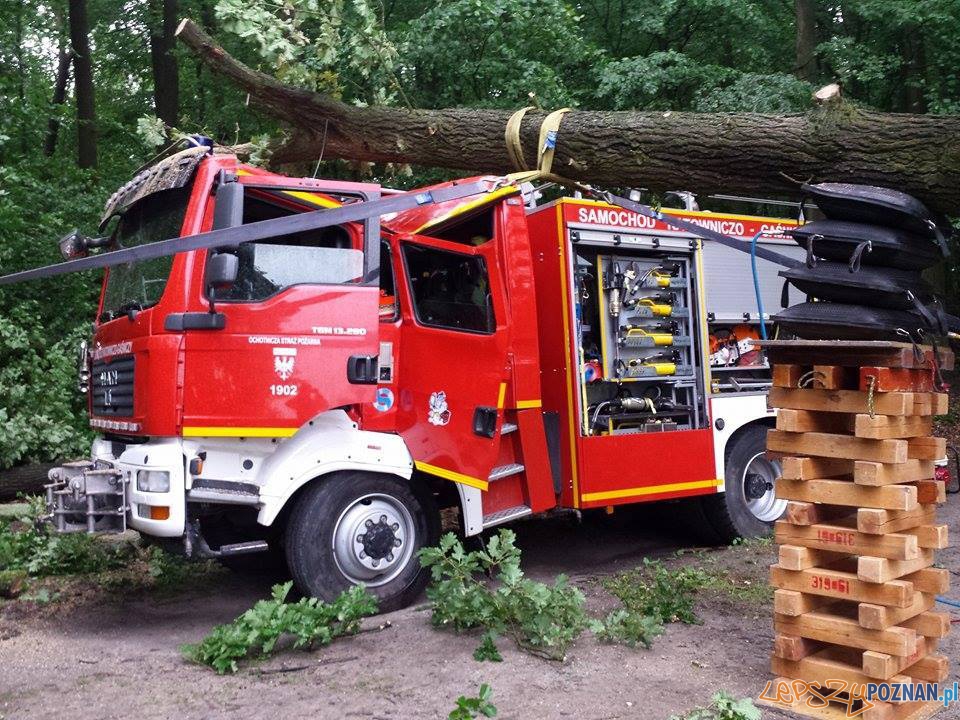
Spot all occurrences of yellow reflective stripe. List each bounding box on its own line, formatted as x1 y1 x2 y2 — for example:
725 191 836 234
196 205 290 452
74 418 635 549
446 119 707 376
414 461 489 491
515 399 542 409
581 479 721 503
182 426 298 438
413 185 518 234
279 189 340 208
496 382 507 410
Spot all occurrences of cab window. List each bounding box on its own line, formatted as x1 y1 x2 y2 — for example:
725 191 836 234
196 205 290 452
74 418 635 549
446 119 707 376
217 194 363 302
402 243 494 333
380 241 399 321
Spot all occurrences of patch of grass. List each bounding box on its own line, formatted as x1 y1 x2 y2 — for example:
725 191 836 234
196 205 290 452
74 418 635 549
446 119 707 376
604 559 710 624
420 530 662 662
449 684 497 720
670 691 761 720
181 581 378 674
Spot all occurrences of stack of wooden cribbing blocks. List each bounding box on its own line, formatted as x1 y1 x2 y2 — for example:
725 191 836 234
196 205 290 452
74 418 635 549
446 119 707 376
760 340 952 720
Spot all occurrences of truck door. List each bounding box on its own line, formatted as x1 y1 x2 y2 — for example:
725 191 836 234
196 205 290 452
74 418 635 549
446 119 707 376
180 184 380 435
394 234 509 489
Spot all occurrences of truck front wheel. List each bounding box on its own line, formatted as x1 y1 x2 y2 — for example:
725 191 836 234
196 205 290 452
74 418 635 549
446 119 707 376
699 424 785 542
284 471 438 613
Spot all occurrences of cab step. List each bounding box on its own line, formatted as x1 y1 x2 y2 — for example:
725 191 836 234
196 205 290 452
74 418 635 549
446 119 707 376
501 422 518 435
482 505 532 528
488 463 525 482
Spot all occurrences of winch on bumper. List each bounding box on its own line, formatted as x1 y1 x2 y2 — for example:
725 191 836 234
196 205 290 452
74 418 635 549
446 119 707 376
46 461 128 533
45 438 188 536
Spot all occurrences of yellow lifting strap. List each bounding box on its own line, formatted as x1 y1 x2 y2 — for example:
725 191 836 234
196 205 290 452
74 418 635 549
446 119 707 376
503 106 580 189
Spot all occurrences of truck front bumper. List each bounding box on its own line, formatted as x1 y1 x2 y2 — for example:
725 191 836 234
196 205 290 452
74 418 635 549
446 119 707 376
46 438 187 537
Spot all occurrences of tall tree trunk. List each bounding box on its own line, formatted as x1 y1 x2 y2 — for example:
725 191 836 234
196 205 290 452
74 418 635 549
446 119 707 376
794 0 818 82
177 20 960 215
149 0 179 128
67 0 97 169
44 48 74 156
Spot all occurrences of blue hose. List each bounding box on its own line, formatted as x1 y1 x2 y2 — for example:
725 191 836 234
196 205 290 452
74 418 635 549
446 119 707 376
750 231 767 339
936 595 960 609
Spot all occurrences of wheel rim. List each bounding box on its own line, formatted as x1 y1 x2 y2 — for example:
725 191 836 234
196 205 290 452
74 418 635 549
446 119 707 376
331 493 416 588
740 451 786 523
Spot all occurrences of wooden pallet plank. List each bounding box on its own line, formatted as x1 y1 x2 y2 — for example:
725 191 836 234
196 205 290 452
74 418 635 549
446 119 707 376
777 478 918 511
858 505 938 534
859 593 935 630
858 551 934 584
755 339 954 371
774 611 918 655
778 544 849 571
774 589 834 617
777 409 853 434
854 460 935 486
901 568 949 596
899 612 951 640
907 436 947 461
769 430 908 463
774 364 807 388
770 565 914 607
774 520 920 560
774 633 826 661
785 500 856 525
862 638 938 680
783 457 855 480
910 480 946 505
854 415 933 440
859 367 936 393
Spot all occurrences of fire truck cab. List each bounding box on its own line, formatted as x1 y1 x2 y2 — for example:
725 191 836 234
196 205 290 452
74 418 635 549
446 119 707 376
48 145 802 610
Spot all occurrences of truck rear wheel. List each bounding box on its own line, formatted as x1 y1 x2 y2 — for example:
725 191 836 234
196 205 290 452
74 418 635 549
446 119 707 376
699 424 785 542
284 471 438 613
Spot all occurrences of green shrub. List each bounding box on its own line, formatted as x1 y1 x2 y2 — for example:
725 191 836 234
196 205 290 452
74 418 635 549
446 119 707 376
181 581 378 674
603 558 711 625
449 684 497 720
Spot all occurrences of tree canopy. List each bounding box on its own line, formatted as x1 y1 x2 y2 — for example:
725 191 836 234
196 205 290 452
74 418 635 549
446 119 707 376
1 0 960 465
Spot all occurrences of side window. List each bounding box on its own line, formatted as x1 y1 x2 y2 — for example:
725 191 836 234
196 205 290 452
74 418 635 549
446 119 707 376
379 241 398 321
217 195 363 302
402 243 494 333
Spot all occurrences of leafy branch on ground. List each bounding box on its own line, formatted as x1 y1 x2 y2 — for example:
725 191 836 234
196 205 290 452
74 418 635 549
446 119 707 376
181 581 378 674
670 691 761 720
449 683 497 720
603 558 710 625
419 529 662 662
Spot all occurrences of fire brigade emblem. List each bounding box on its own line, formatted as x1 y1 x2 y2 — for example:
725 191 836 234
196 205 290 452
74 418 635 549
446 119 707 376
428 391 451 426
272 347 297 380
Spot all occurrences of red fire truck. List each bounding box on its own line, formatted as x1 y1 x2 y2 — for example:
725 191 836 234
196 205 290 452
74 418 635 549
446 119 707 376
40 144 803 610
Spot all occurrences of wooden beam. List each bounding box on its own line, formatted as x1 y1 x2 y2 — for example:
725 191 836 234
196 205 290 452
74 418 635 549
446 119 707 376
768 431 908 463
784 500 855 525
861 637 938 680
773 633 825 661
858 505 937 534
776 478 918 511
778 544 849 571
771 565 914 607
907 436 947 461
773 364 806 388
776 409 852 434
858 551 934 584
774 611 918 655
768 387 917 416
859 367 936 393
859 593 935 630
854 460 935 486
773 589 833 617
782 457 853 480
901 567 949 595
854 415 933 440
774 520 920 560
899 612 951 640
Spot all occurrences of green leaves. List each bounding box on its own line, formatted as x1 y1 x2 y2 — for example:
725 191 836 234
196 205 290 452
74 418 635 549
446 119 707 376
603 558 709 625
449 684 497 720
671 691 761 720
420 529 663 662
181 582 378 674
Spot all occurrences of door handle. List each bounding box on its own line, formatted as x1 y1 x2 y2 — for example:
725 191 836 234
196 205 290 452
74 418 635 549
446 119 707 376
347 355 378 384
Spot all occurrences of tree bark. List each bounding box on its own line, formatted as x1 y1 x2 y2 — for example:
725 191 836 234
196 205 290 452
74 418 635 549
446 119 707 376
794 0 818 83
176 19 960 215
44 48 75 156
68 0 97 169
150 0 180 129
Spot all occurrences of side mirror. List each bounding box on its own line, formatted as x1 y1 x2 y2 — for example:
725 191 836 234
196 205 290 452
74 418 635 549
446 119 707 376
205 252 238 314
206 252 239 291
58 229 113 259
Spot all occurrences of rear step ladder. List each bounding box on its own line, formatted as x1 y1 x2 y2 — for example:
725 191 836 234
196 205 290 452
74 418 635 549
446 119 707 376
482 505 532 529
488 463 525 482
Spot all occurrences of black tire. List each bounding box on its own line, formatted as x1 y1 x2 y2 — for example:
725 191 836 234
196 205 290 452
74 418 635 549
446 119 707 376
284 471 438 613
698 424 784 543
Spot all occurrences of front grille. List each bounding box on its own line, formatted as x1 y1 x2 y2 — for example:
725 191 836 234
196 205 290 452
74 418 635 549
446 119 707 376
91 354 135 416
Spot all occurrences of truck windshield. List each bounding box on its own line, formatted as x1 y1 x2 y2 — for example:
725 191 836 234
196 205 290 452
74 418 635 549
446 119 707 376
100 187 189 320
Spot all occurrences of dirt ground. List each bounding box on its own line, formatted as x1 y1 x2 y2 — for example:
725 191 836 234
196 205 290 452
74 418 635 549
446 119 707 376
1 498 957 720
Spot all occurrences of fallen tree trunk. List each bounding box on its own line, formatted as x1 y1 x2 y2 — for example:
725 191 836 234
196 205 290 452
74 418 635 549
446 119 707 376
177 19 960 214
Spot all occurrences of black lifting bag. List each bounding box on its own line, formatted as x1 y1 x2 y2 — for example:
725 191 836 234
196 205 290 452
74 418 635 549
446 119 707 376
779 262 935 310
801 182 951 253
773 301 957 341
788 219 943 271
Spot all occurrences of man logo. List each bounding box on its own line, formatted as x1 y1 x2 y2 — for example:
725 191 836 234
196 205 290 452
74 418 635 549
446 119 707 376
272 347 297 380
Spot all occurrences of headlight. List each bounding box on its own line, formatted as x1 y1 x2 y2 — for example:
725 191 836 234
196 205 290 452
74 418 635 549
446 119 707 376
137 470 170 493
